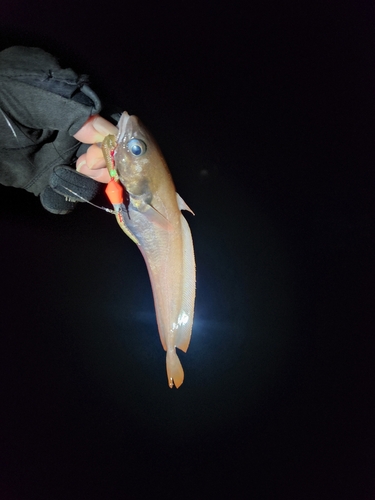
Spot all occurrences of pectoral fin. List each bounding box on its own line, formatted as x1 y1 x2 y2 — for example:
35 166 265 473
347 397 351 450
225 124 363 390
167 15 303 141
143 203 173 231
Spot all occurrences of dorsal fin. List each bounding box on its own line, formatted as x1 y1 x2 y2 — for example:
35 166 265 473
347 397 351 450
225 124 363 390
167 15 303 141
176 193 195 215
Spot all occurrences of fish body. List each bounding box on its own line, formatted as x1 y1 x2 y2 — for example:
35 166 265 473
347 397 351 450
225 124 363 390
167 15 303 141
104 112 195 388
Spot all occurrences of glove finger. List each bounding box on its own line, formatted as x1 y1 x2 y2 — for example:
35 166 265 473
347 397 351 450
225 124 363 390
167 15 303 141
40 186 76 215
49 166 101 202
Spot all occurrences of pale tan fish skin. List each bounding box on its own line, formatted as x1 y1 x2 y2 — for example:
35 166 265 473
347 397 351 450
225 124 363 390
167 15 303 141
104 112 196 388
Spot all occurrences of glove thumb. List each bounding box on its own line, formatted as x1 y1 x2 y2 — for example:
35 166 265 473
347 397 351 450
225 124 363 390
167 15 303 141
40 166 101 215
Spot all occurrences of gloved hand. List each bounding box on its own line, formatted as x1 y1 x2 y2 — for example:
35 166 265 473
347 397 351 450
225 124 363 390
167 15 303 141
0 46 116 214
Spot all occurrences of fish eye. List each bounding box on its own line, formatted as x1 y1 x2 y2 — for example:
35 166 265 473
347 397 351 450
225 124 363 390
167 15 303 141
126 138 147 156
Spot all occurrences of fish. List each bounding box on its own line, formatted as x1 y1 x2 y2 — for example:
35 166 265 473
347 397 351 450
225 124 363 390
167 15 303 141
102 112 196 388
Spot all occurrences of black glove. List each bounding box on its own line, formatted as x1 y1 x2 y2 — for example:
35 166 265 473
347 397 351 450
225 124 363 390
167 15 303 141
0 46 102 214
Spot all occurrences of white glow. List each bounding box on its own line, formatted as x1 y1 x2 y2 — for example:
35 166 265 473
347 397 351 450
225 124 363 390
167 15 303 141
178 311 189 326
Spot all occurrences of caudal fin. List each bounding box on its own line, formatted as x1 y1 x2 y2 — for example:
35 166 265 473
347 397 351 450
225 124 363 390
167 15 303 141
166 349 184 388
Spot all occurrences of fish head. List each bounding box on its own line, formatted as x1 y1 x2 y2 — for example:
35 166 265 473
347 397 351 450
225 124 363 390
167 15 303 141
114 111 169 197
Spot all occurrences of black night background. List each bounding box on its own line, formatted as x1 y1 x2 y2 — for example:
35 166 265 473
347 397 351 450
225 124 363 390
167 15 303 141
0 1 373 499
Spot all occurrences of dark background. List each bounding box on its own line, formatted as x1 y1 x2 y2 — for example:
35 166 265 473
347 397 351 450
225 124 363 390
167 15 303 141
0 1 374 499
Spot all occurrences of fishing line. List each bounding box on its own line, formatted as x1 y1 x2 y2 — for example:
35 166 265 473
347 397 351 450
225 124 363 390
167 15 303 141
59 186 117 214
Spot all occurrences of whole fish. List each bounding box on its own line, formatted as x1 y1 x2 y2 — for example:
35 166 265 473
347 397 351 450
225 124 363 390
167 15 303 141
102 112 195 388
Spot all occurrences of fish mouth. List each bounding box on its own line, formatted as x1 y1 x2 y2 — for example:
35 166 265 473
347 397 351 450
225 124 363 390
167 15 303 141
116 111 130 143
117 111 141 144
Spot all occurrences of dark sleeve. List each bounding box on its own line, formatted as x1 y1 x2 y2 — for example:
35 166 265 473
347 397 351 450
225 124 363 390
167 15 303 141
0 46 102 195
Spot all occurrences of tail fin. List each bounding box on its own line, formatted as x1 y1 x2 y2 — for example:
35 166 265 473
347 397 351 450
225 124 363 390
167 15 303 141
166 349 184 388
